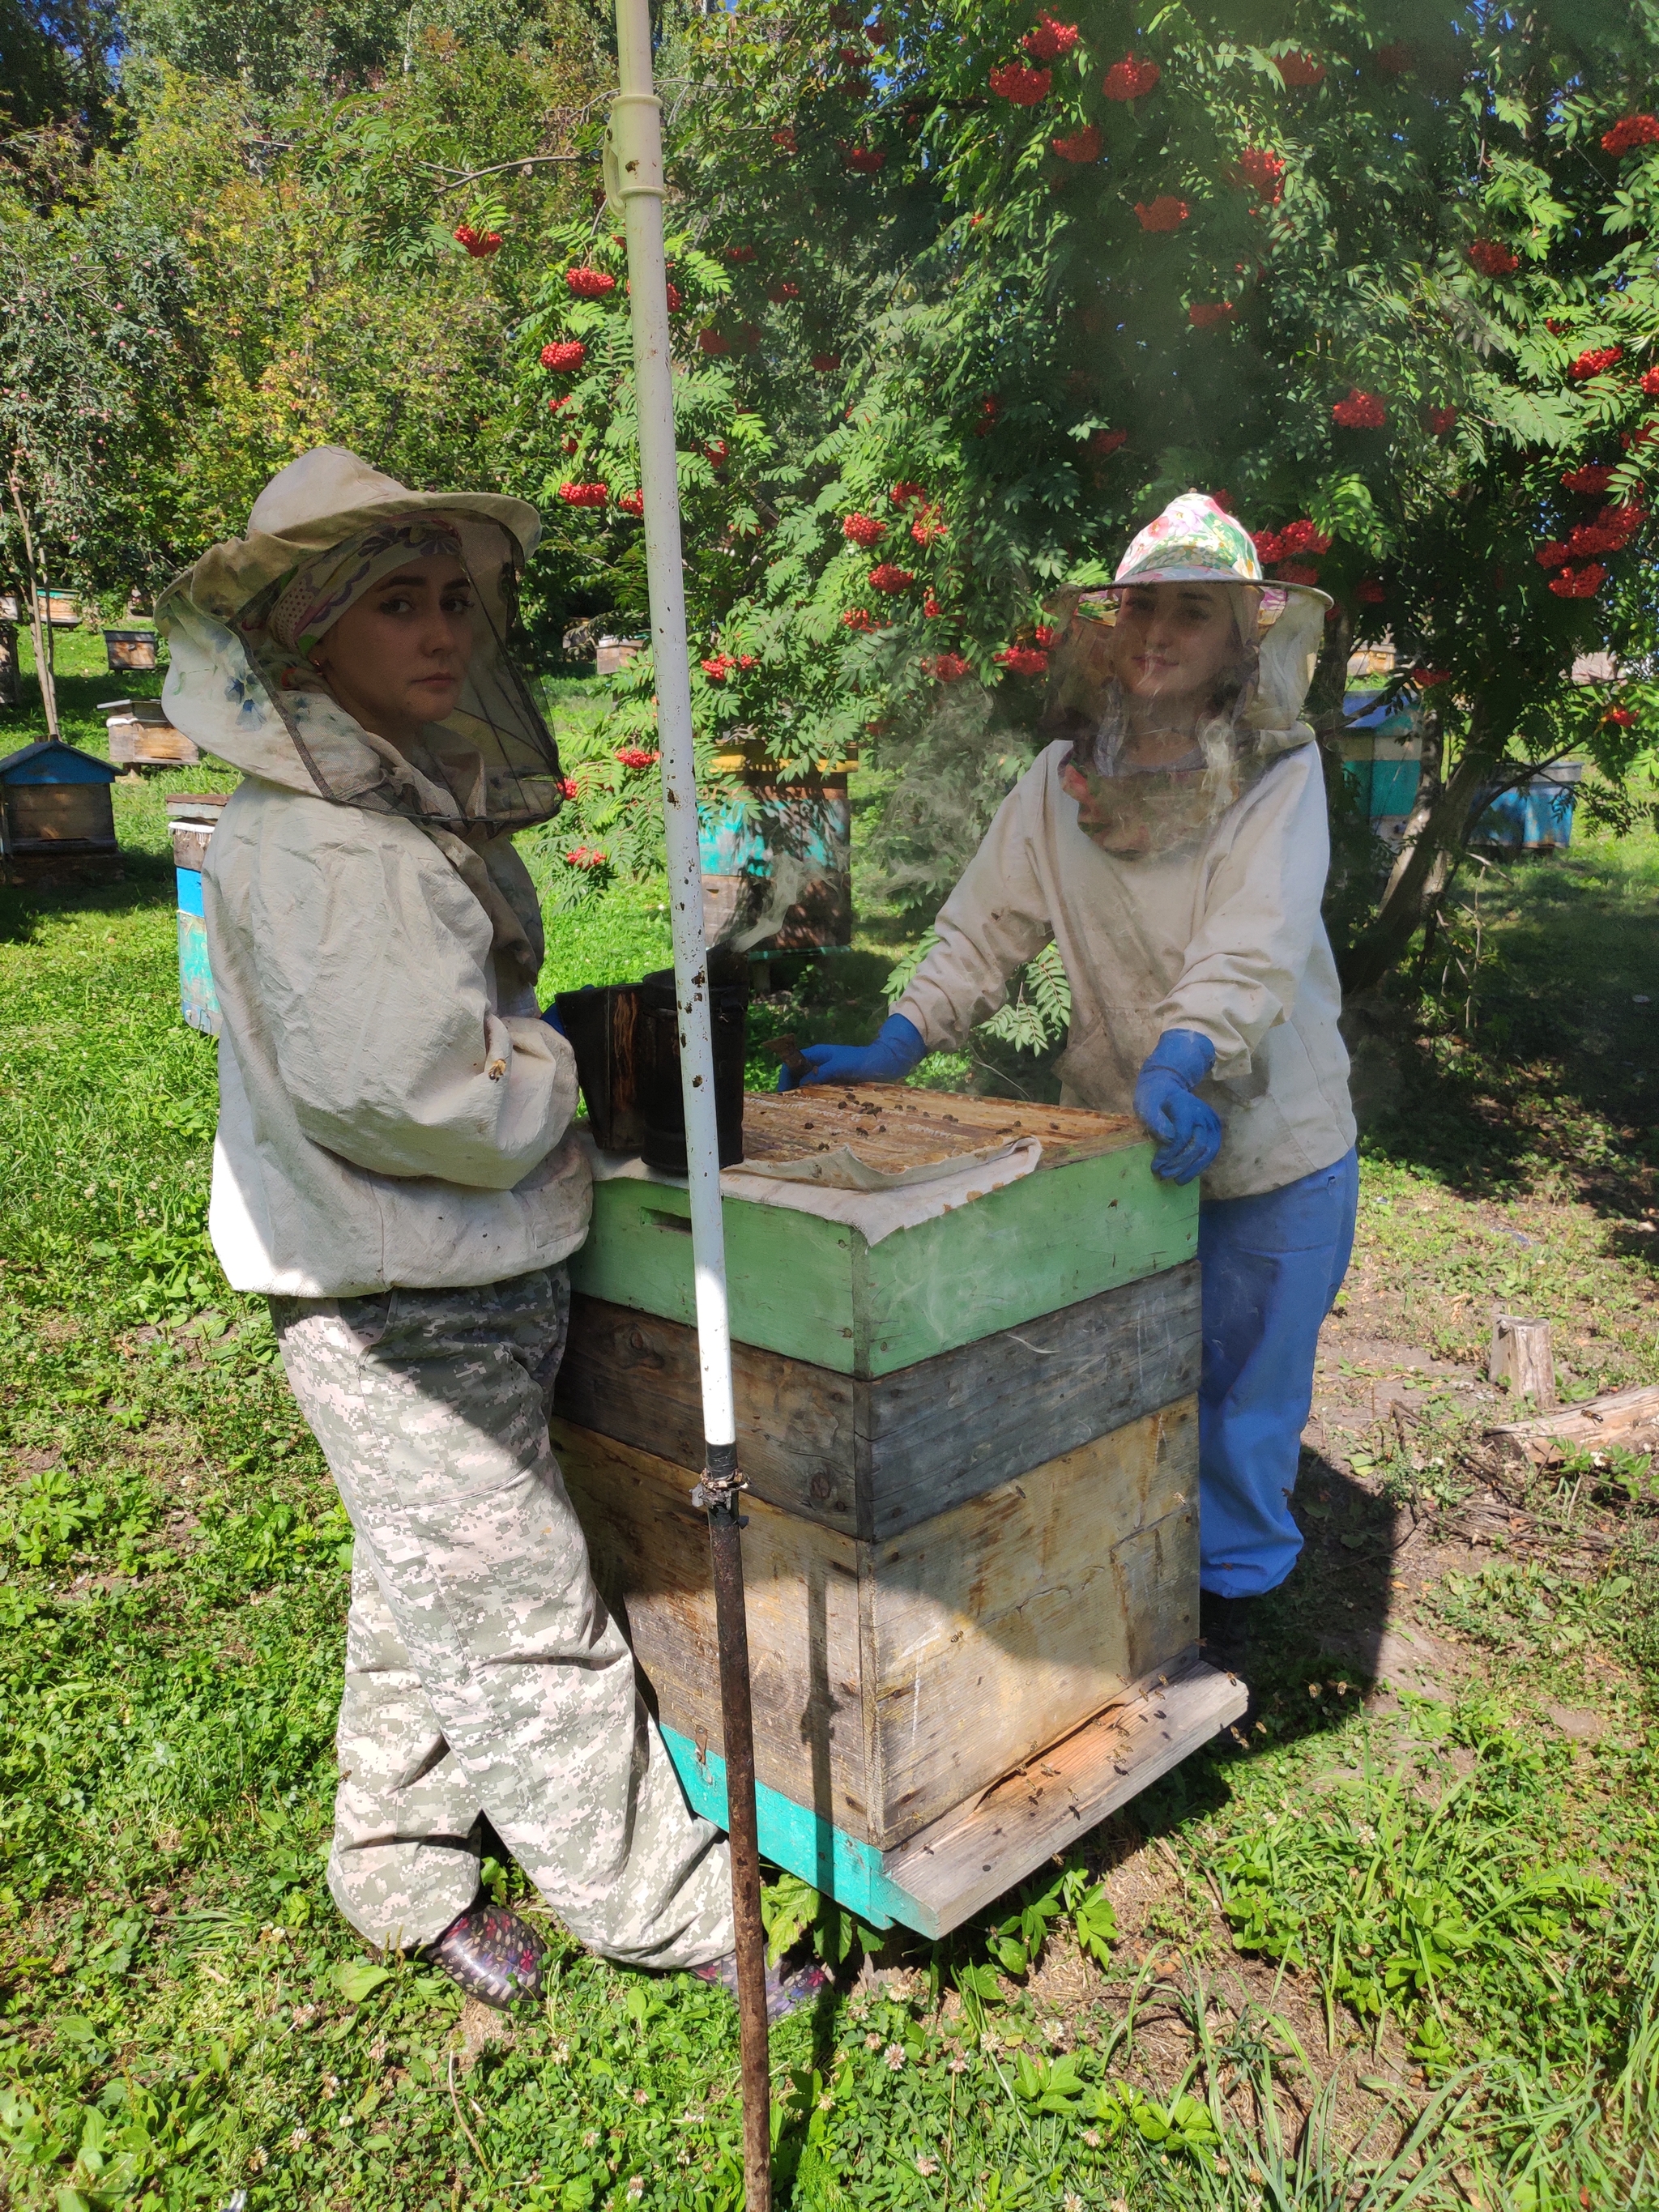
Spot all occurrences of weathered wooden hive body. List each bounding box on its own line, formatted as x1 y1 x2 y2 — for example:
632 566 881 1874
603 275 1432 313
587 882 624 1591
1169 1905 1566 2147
104 697 201 767
555 1089 1243 1937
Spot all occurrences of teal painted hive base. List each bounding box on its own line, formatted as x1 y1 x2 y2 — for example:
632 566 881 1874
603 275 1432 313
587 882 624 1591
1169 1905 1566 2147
662 1725 911 1930
659 1656 1244 1941
175 867 221 1035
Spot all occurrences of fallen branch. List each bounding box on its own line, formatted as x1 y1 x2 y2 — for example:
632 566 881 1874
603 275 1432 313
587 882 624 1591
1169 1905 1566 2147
1485 1380 1659 1468
447 2049 487 2167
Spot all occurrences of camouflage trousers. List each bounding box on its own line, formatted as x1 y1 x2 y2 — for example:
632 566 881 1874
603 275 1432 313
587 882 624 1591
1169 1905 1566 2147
270 1266 734 1967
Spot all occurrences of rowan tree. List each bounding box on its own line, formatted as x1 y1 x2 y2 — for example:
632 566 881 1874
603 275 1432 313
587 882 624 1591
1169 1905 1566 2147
528 0 1659 985
0 9 606 604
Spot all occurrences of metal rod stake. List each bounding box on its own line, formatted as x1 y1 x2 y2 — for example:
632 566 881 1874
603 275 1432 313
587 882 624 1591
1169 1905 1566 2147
702 1447 770 2203
608 5 771 2203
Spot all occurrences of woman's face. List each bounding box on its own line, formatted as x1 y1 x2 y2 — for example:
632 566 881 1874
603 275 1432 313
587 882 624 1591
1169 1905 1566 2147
1109 582 1239 707
308 554 475 742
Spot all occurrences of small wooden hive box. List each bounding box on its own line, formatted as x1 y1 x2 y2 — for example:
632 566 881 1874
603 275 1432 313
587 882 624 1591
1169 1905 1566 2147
103 629 160 674
554 1089 1243 1937
103 697 201 767
0 738 121 886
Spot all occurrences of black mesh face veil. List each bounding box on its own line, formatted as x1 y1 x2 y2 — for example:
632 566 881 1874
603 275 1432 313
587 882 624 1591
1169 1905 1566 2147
233 513 566 835
1033 582 1328 860
431 518 566 831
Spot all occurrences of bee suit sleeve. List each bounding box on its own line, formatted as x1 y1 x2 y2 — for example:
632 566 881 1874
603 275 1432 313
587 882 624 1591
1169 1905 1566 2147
890 767 1060 1051
1149 741 1333 1082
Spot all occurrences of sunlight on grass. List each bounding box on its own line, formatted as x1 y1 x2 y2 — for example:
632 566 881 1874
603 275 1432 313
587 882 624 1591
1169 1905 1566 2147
1 653 1657 2207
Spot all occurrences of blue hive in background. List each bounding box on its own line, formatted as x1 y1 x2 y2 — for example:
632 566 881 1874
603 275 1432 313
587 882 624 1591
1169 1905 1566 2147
0 737 121 886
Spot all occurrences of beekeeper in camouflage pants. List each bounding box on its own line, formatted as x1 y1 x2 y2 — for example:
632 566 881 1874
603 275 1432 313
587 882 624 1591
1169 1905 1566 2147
156 449 826 2013
270 1268 731 1974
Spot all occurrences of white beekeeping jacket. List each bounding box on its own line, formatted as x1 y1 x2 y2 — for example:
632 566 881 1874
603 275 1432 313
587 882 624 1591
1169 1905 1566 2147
891 737 1355 1201
203 778 591 1297
156 444 592 1298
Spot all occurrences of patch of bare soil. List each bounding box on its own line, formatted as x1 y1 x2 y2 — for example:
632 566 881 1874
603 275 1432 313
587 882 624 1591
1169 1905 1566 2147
1100 1830 1414 2146
457 1997 515 2065
1277 1191 1648 1709
879 1824 1418 2161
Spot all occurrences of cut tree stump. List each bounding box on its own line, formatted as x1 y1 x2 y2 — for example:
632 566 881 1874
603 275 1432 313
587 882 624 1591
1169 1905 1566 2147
1489 1314 1557 1409
1486 1380 1659 1468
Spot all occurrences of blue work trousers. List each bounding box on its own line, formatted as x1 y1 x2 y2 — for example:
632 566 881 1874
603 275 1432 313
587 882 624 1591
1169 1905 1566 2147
1196 1147 1358 1598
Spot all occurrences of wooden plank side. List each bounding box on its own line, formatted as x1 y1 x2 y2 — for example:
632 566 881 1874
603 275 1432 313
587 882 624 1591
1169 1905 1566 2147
555 1270 1199 1536
865 1402 1199 1848
567 1147 1196 1378
881 1654 1246 1938
565 1178 861 1369
861 1262 1201 1532
554 1294 859 1528
550 1417 873 1839
858 1146 1198 1377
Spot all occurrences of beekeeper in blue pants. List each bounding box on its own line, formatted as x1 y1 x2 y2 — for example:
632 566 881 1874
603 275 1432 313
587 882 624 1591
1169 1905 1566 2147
782 493 1358 1726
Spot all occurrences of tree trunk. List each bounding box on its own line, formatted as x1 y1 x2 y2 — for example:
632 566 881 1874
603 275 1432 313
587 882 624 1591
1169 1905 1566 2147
6 467 59 743
1338 714 1494 999
1384 707 1443 908
1307 603 1353 748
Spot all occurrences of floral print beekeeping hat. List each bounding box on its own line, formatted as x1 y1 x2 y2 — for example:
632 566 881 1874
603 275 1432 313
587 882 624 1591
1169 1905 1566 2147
1111 489 1331 610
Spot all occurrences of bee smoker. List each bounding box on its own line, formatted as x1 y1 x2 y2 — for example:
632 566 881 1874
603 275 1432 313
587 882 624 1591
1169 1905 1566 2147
554 950 748 1172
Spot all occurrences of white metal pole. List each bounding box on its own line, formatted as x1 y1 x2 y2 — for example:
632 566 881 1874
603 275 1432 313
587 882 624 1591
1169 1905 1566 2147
607 23 773 2212
608 0 735 1450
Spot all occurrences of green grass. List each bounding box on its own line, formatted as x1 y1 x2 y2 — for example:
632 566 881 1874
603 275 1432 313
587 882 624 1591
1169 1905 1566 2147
2 645 1658 2208
1358 821 1659 1202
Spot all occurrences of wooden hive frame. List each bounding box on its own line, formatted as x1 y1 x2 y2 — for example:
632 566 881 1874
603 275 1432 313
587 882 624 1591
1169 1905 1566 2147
555 1095 1245 1935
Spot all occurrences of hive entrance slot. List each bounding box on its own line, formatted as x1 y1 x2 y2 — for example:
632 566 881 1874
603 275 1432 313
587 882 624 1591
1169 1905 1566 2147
642 1207 693 1234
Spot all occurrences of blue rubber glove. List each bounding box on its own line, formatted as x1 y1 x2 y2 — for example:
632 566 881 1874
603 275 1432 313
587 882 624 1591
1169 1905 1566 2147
1133 1028 1222 1185
777 1012 927 1091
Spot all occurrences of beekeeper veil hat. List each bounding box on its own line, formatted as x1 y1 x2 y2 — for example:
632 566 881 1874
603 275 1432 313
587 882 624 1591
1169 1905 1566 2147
157 446 565 985
1041 491 1331 859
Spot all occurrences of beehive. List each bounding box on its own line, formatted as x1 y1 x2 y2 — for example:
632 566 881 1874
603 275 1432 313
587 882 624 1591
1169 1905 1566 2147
104 697 200 767
0 739 120 886
699 764 852 950
166 793 228 1033
554 1090 1243 1936
103 629 160 674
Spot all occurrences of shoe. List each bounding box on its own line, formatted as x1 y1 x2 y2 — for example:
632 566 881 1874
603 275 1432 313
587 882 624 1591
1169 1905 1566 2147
428 1899 548 2008
693 1950 830 2022
1199 1589 1259 1743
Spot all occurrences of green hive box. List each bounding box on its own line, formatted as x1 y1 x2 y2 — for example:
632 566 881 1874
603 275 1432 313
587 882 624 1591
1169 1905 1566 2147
555 1089 1243 1937
566 1100 1196 1377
